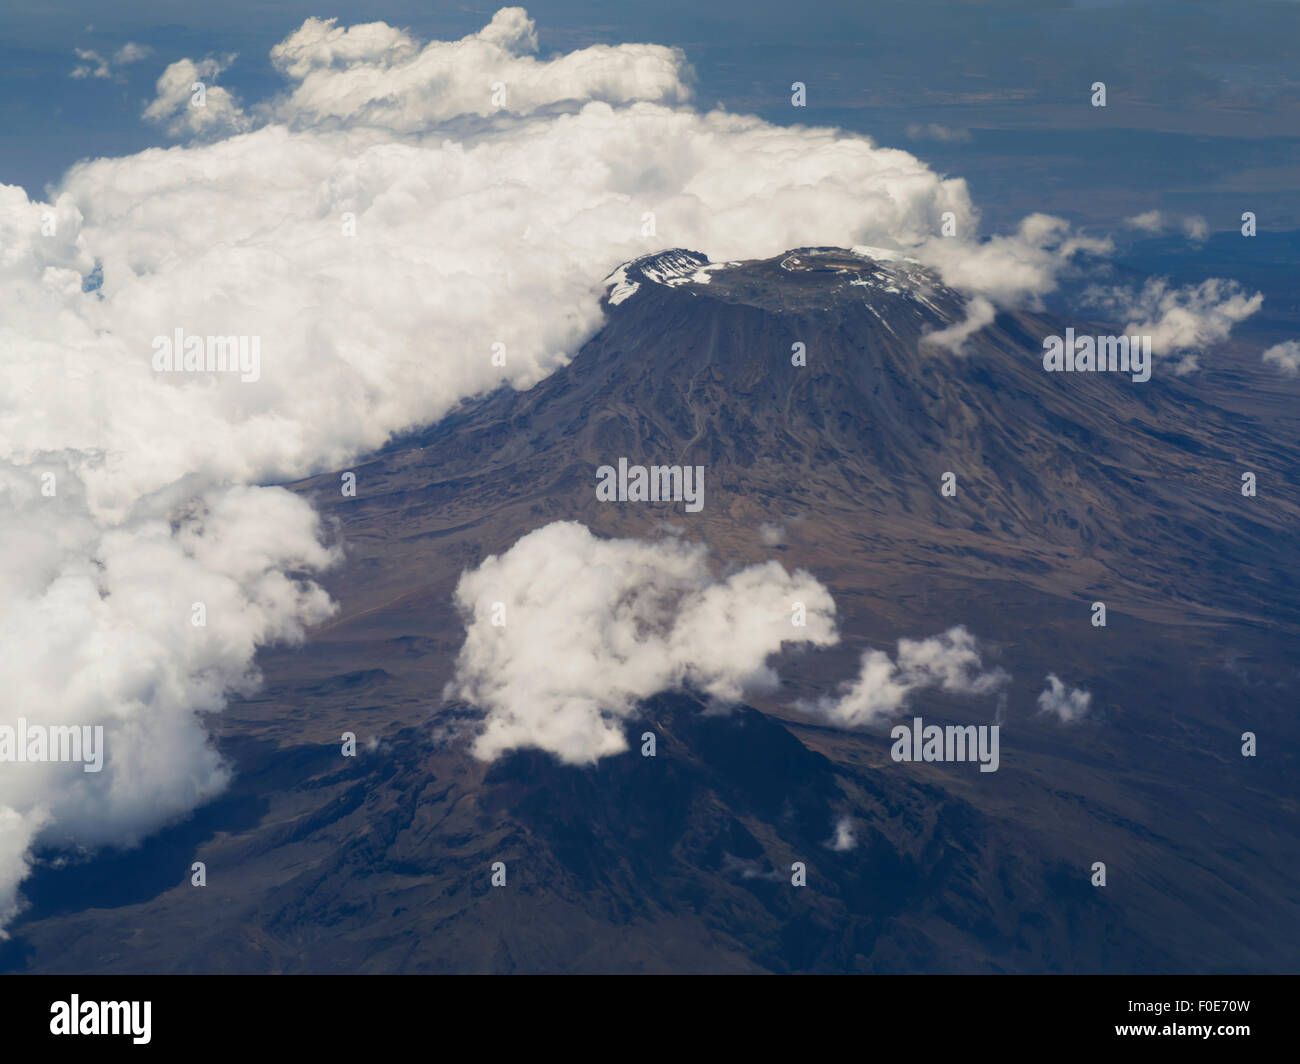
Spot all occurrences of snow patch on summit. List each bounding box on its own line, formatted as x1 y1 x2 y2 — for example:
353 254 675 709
605 263 640 306
849 245 918 265
637 249 711 285
604 249 738 304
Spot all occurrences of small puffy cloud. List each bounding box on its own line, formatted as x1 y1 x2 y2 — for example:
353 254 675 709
1126 209 1164 233
802 626 1009 729
70 49 110 80
758 522 785 546
267 18 421 80
143 56 248 136
1082 277 1263 374
922 295 995 355
446 522 838 764
905 123 972 144
1262 340 1300 375
71 43 152 80
829 816 857 851
1036 674 1092 724
113 42 153 65
1124 210 1209 243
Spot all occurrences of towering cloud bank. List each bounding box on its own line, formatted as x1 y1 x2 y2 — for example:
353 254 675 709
0 476 336 929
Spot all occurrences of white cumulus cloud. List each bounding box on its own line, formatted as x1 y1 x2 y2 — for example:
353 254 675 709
801 626 1009 729
829 816 857 851
918 214 1113 352
143 55 248 136
71 42 153 80
1124 210 1209 243
70 49 111 80
266 9 692 130
1262 340 1300 375
0 475 336 929
1036 674 1092 724
1082 277 1263 374
445 522 838 764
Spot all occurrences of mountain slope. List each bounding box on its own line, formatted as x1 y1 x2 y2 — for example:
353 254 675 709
4 246 1298 974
